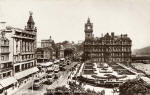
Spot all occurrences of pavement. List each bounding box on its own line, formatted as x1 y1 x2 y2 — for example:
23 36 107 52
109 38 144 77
13 61 79 95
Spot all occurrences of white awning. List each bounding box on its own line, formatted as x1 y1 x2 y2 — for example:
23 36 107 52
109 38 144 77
39 62 53 67
60 58 65 61
0 77 17 87
15 67 39 80
28 67 39 74
141 77 150 84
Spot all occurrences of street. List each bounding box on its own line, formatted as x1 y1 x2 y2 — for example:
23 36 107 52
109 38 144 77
13 62 78 95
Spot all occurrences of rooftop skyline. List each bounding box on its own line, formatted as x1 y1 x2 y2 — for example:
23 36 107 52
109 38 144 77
0 0 150 49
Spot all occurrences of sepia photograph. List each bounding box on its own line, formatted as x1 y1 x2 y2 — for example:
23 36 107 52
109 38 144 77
0 0 150 95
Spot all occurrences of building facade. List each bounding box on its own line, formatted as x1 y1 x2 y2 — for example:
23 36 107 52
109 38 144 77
84 18 132 63
36 47 53 63
36 36 56 63
0 31 16 94
3 12 38 94
0 31 12 79
41 36 54 48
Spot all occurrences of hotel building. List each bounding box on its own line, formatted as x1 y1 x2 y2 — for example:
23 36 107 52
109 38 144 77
83 18 132 64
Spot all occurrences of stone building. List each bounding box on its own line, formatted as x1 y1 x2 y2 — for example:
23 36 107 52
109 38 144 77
36 36 56 63
36 47 54 63
0 31 16 94
84 18 132 64
41 36 54 48
0 31 12 79
3 12 38 93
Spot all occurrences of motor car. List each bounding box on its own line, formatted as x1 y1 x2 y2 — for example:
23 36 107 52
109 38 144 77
47 73 54 84
66 60 71 65
54 70 59 79
33 78 43 89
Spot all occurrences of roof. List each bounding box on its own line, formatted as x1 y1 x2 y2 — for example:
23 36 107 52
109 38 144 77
132 56 150 60
0 77 17 87
141 77 150 84
27 13 35 24
38 62 53 66
14 67 39 80
86 32 131 42
36 47 54 51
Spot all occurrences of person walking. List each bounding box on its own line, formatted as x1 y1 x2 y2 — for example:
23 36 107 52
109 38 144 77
4 90 7 95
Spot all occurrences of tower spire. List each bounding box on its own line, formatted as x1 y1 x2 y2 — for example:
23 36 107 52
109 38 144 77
27 11 35 30
84 18 93 40
87 17 91 23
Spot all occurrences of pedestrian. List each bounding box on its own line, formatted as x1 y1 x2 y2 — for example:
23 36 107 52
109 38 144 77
4 90 7 95
101 90 105 95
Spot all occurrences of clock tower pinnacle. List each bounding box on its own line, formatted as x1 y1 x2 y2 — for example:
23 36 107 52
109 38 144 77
84 18 93 40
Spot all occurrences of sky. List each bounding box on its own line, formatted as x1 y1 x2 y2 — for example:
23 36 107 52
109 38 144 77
0 0 150 49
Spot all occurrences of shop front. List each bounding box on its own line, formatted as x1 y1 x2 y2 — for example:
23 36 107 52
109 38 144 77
0 77 17 95
0 85 3 94
14 67 39 88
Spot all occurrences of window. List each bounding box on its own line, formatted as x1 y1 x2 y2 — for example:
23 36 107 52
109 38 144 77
0 74 2 79
15 65 20 73
3 73 6 78
7 72 11 77
22 64 25 70
1 56 4 61
28 63 30 68
22 55 24 60
25 64 27 69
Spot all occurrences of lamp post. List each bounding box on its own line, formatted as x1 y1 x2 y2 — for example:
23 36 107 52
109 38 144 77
32 74 34 93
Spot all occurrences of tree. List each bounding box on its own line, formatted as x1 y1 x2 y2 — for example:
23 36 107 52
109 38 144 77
119 78 149 95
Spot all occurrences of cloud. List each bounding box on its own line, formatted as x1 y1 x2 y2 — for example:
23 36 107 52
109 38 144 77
0 0 150 49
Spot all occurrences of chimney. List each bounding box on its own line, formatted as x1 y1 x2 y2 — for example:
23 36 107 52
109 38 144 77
121 34 122 38
111 32 114 37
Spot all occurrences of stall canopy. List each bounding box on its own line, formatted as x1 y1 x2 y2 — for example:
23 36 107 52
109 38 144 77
0 77 17 87
15 67 39 80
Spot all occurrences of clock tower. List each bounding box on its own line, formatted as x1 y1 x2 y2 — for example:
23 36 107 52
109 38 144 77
84 18 93 40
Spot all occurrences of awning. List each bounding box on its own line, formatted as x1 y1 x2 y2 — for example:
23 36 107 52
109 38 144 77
15 67 39 80
38 62 53 67
0 77 17 87
0 85 3 89
141 77 150 84
60 58 65 61
28 67 39 74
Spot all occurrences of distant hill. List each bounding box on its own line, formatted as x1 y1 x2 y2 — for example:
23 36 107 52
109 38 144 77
133 46 150 55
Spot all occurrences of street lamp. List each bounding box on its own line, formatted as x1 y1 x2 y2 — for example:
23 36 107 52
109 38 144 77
32 74 34 93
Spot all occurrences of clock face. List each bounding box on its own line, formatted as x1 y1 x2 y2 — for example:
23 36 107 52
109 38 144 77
87 26 91 29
